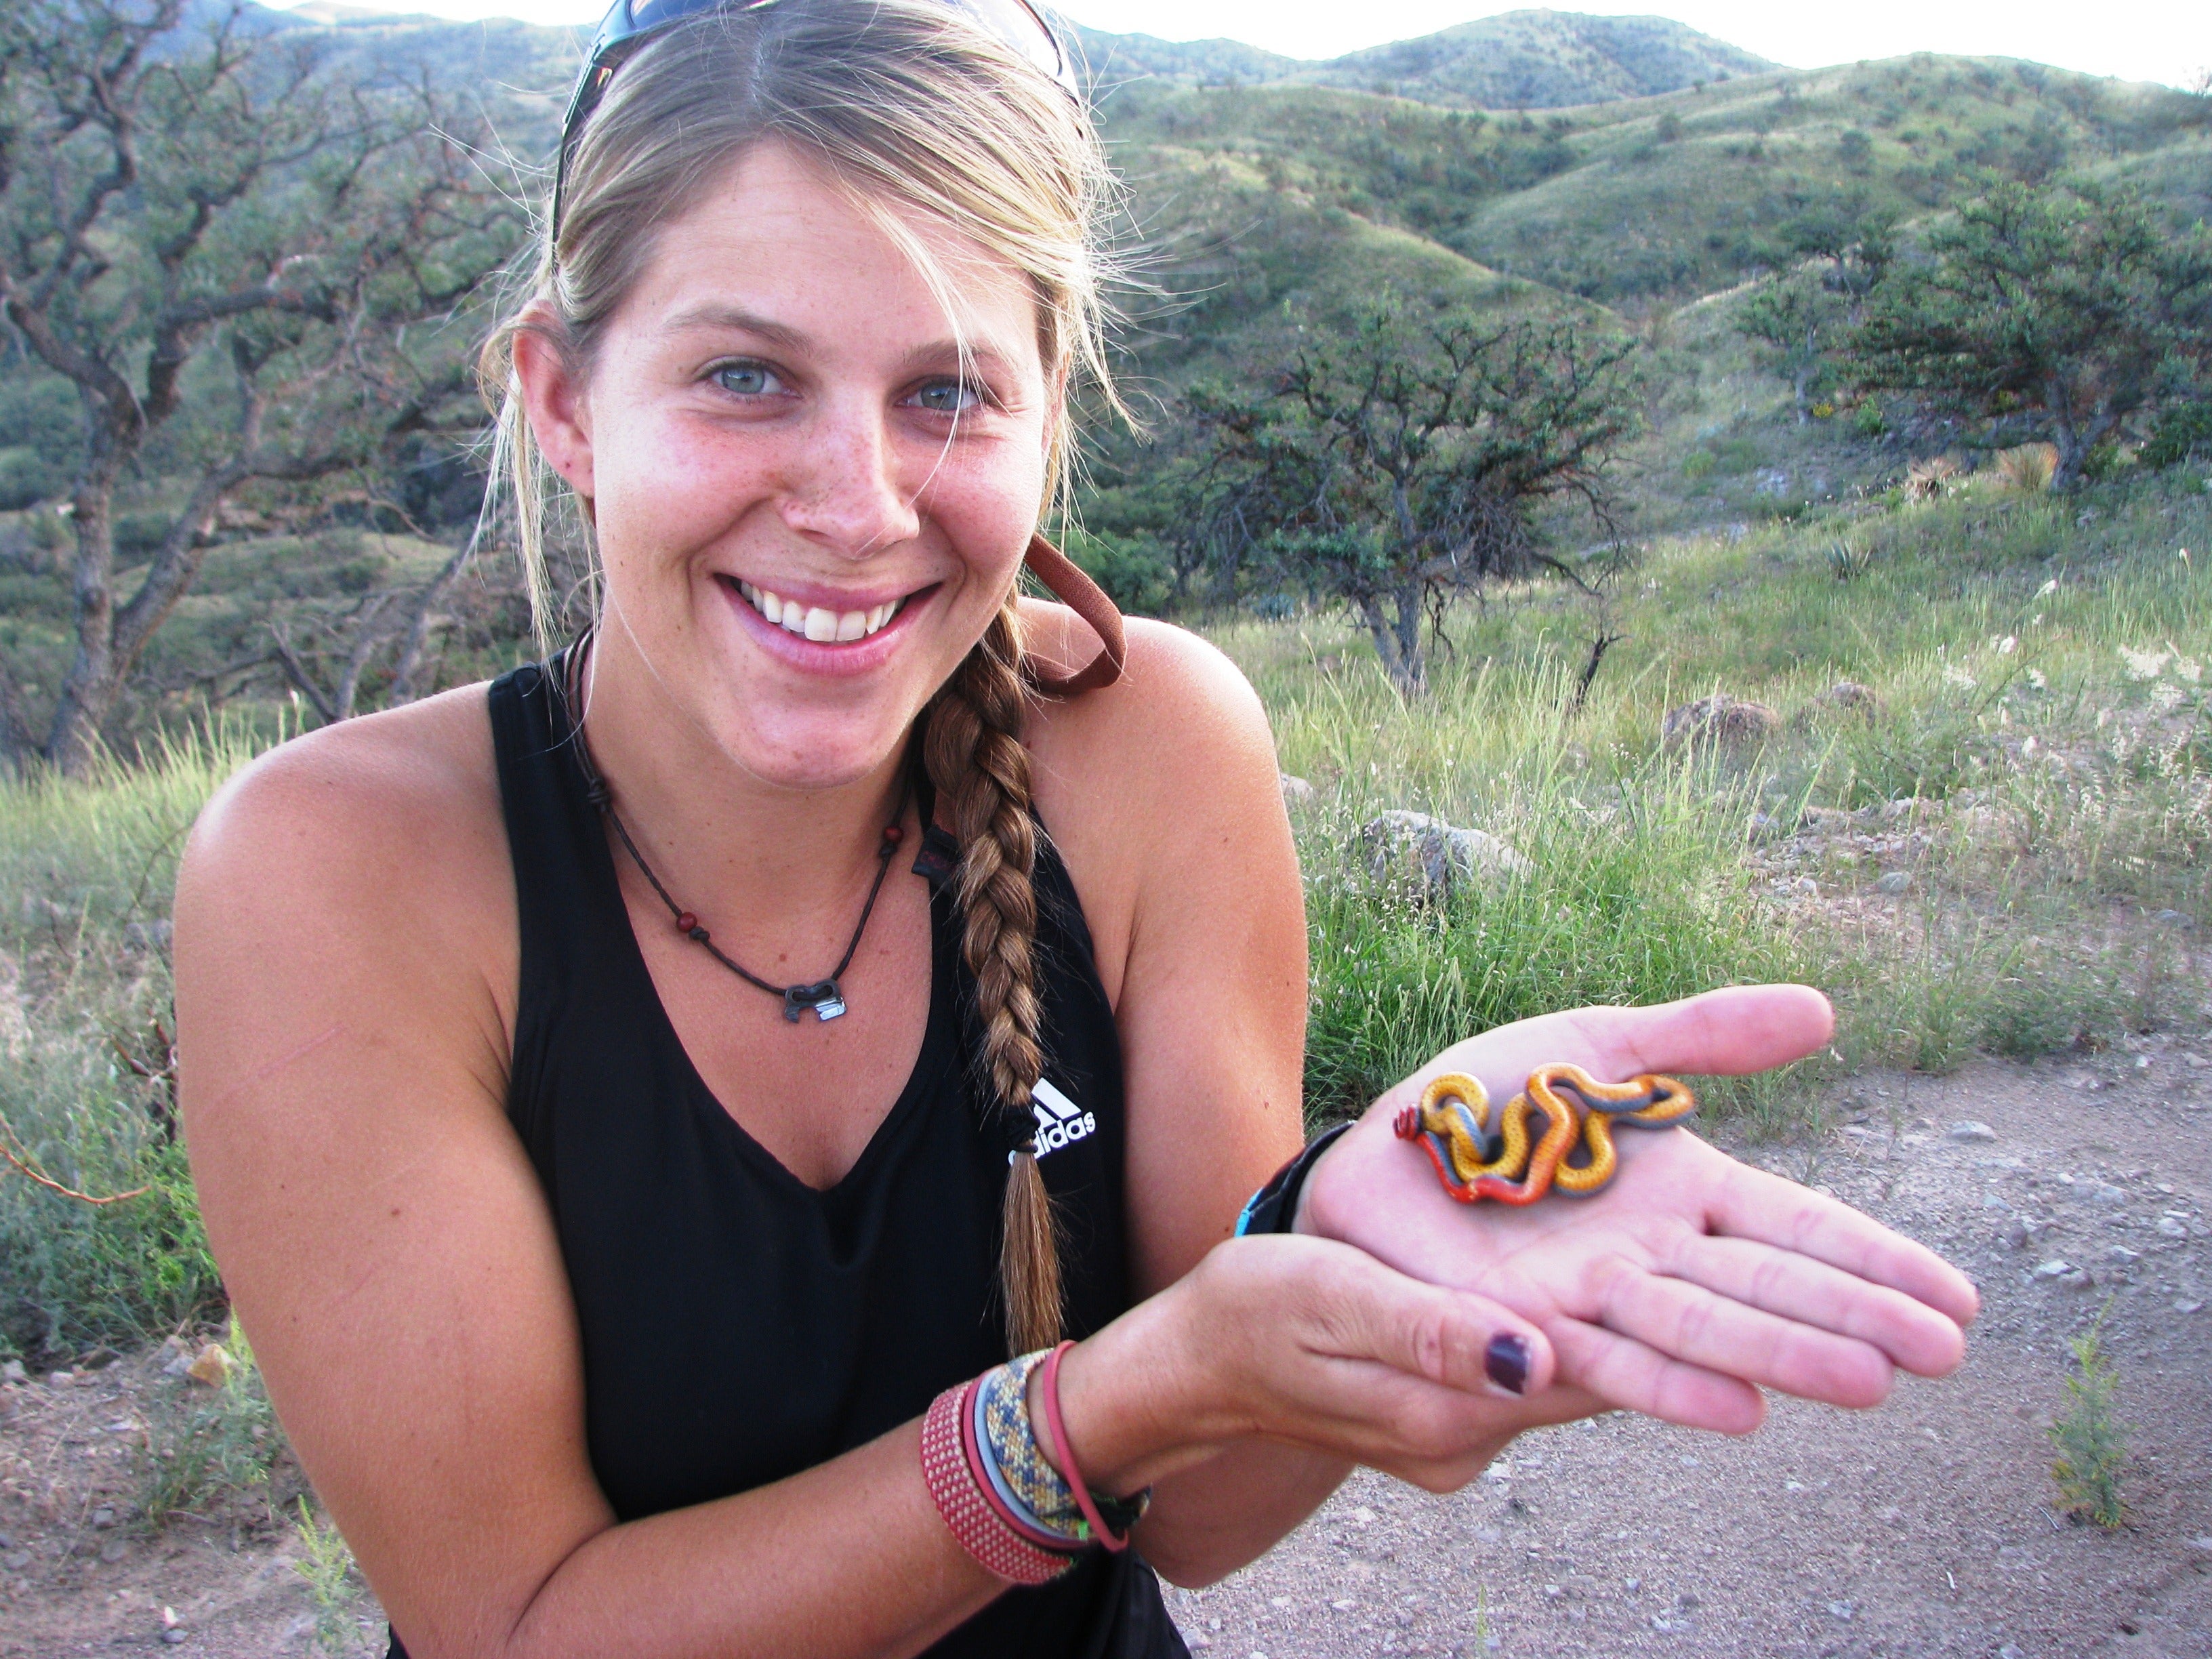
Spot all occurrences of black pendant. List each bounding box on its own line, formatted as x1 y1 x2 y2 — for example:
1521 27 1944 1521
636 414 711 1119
783 980 847 1023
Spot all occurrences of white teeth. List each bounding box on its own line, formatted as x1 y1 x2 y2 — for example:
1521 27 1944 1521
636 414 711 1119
737 581 905 640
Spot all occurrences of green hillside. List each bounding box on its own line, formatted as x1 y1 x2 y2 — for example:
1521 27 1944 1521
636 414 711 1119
5 5 2208 756
1097 56 2207 314
1072 8 1768 108
1295 10 1769 108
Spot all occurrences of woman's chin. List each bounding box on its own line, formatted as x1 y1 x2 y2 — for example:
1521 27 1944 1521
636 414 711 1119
712 716 917 796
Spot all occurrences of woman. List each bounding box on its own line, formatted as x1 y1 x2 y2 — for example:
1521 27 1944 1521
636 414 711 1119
173 3 1978 1656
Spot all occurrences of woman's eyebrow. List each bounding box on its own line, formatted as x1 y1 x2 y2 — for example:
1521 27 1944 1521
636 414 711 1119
657 305 1021 381
895 339 1022 379
657 303 810 350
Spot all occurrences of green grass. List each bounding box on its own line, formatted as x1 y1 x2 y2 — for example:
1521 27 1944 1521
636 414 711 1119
1214 464 2212 1124
2 470 2210 1358
291 1497 369 1655
136 1321 288 1530
0 721 279 1360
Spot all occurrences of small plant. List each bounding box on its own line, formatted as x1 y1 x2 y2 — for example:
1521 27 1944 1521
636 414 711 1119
1994 442 2058 494
293 1498 366 1657
1904 455 1959 499
1827 539 1875 581
2048 1305 2129 1528
136 1316 285 1528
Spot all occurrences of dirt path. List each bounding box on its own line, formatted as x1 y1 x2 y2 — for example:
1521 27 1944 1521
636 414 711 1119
1164 1047 2212 1658
3 1048 2209 1657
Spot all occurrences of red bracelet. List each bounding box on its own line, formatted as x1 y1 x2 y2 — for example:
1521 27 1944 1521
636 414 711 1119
920 1380 1073 1584
1036 1341 1130 1553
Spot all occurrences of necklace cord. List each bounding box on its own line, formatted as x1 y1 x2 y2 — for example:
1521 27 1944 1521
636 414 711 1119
554 630 909 1019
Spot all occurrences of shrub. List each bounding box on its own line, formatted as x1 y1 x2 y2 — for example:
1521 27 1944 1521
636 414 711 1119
2048 1308 2129 1528
2142 398 2212 469
136 1322 287 1529
1994 443 2058 494
1904 455 1959 499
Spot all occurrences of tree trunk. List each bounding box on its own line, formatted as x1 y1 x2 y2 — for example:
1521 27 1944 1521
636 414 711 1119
1357 598 1416 692
387 541 472 705
1793 364 1814 425
2045 384 2116 495
1389 584 1426 692
44 484 123 776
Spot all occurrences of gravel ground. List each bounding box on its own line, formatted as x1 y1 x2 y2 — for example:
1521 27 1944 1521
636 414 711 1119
1164 1048 2212 1659
3 1050 2208 1657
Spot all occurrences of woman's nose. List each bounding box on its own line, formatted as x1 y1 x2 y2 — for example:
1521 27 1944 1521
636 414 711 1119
777 398 922 555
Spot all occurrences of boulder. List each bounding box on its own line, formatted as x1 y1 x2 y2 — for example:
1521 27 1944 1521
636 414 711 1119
1357 810 1530 901
1279 774 1317 811
1661 694 1783 756
1817 680 1881 722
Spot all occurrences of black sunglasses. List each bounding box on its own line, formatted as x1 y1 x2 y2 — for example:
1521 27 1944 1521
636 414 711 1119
554 0 1082 236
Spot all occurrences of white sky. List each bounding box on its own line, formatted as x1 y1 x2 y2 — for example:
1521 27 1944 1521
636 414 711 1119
281 1 2209 88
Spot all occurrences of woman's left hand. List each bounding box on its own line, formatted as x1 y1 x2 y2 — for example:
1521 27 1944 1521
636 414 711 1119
1297 984 1980 1435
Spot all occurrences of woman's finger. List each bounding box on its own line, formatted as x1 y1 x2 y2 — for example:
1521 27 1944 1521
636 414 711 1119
1662 1233 1969 1378
1543 1315 1768 1434
1702 1160 1982 1326
1288 1235 1557 1399
1589 1258 1897 1408
1581 982 1837 1078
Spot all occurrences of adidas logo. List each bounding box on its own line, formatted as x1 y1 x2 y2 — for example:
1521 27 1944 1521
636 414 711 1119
1028 1078 1096 1158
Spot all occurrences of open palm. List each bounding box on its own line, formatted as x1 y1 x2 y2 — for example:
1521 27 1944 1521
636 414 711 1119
1300 985 1980 1434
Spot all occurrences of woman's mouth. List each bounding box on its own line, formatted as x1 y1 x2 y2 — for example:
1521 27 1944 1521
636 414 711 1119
735 579 907 644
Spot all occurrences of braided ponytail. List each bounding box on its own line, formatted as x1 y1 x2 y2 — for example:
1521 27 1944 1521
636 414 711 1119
925 597 1061 1355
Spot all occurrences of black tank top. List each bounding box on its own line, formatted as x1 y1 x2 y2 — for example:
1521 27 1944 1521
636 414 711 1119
386 662 1184 1658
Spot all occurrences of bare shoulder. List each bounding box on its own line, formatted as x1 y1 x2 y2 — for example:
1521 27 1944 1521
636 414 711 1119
176 682 514 1013
1019 601 1290 996
1019 600 1273 792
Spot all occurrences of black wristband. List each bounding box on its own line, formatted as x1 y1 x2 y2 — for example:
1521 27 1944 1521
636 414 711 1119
1233 1121 1353 1237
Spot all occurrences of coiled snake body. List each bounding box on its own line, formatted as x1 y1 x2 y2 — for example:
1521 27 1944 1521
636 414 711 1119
1391 1064 1696 1204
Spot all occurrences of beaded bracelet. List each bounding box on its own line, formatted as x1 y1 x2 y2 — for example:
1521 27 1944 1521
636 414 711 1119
922 1376 1073 1584
979 1350 1150 1545
921 1349 1153 1578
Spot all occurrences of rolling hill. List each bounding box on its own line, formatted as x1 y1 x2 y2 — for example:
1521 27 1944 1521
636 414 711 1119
1071 9 1770 108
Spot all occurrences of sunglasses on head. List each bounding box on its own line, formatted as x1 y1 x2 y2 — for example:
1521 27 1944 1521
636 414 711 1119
554 0 1082 235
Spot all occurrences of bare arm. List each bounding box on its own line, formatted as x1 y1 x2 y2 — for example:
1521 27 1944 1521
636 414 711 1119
1025 617 1405 1582
176 692 1556 1659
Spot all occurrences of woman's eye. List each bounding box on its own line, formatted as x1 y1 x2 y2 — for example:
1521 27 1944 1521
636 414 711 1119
712 361 783 397
909 379 983 415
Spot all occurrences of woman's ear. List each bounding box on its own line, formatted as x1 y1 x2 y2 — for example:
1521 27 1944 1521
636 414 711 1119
510 302 596 499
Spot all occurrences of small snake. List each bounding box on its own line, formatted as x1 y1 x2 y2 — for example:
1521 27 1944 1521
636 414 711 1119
1393 1064 1696 1204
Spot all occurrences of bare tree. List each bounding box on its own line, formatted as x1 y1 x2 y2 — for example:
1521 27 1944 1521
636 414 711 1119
0 0 521 771
266 530 476 722
1169 300 1641 690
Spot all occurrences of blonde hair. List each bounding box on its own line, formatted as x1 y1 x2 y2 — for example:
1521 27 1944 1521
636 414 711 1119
480 0 1122 1354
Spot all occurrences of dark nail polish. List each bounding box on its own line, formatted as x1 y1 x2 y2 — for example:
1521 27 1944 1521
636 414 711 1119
1484 1333 1530 1395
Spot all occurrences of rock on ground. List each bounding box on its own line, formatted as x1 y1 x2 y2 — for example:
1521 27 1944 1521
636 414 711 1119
1660 695 1784 756
1357 811 1532 900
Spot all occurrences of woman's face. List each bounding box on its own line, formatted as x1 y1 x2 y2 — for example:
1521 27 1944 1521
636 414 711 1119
521 140 1052 791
